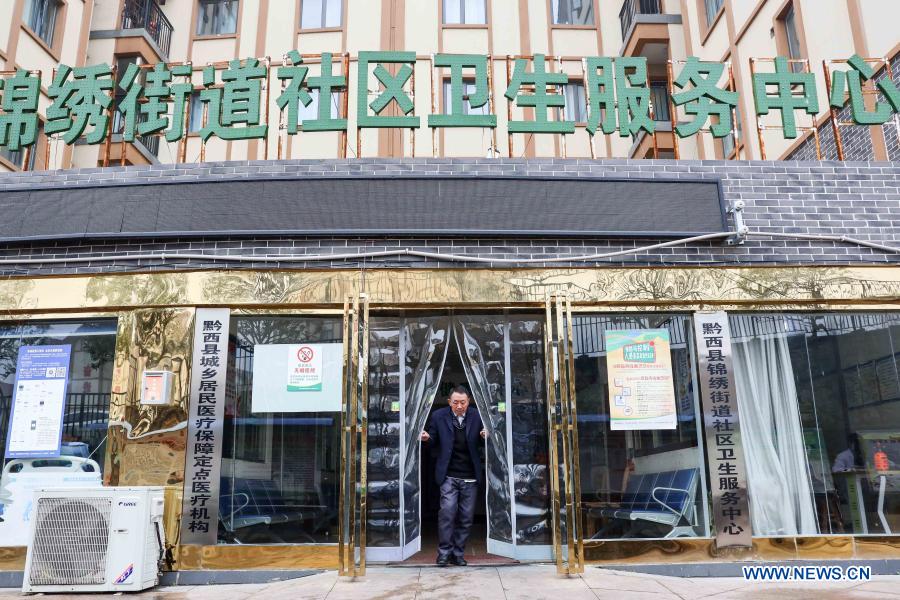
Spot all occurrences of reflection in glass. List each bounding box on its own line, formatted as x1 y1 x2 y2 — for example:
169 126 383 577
220 316 341 544
731 313 900 536
509 319 551 545
573 315 708 540
0 320 117 470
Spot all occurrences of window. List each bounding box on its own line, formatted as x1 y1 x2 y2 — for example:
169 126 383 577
574 315 708 540
721 104 741 158
443 0 487 25
781 3 804 72
559 82 587 123
196 0 238 36
0 137 38 170
188 91 204 132
551 0 593 25
297 89 341 124
24 0 61 47
219 316 342 544
0 320 118 470
442 81 489 116
729 313 900 536
300 0 342 29
703 0 724 27
649 82 670 122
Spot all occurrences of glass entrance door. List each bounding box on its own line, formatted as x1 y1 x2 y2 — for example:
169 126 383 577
362 312 552 563
544 295 584 574
338 295 369 576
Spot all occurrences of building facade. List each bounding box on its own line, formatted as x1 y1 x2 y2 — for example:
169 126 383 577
0 0 898 171
0 157 898 578
0 0 899 584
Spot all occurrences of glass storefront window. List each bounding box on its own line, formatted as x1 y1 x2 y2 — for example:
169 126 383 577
731 313 900 536
0 319 117 469
219 316 342 544
573 314 709 540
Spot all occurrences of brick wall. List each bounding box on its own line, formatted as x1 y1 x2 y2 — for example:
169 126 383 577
0 158 897 275
788 52 900 162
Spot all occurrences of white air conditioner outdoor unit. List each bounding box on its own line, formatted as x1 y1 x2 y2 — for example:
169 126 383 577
22 486 166 593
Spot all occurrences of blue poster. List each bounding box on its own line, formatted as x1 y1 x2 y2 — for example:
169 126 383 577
4 345 72 459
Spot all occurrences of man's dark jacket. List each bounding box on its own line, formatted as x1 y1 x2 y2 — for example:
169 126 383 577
425 406 484 485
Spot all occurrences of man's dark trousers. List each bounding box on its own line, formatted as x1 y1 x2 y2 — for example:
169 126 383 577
426 405 484 561
438 477 478 560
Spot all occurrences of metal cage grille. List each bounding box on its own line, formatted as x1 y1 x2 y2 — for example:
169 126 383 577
28 497 112 586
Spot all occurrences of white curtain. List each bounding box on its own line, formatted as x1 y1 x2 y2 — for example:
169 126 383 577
732 320 818 536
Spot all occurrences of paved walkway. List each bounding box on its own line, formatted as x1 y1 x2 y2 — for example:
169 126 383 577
3 565 900 599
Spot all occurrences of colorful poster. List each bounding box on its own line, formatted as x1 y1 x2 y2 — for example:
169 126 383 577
287 344 324 392
605 329 676 431
4 345 72 459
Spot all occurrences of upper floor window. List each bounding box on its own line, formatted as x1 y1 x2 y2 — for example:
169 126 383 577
649 81 670 122
196 0 238 36
780 3 803 72
24 0 61 47
703 0 724 27
560 82 587 123
189 91 203 132
442 81 489 116
301 0 342 29
551 0 593 26
297 89 341 123
443 0 487 25
0 133 38 170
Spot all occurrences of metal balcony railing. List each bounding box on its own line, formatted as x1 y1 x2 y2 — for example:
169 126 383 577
120 0 173 57
619 0 662 41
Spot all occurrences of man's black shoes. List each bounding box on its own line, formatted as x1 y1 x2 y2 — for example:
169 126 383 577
436 555 450 567
449 555 467 566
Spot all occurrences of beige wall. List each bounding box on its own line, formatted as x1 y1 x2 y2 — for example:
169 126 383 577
0 0 895 170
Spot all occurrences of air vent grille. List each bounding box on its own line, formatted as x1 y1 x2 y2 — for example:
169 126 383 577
27 497 112 586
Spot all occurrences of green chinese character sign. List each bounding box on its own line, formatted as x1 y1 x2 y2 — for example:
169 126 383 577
2 50 897 160
751 56 818 139
504 54 572 134
0 70 41 152
357 51 419 128
671 58 738 138
829 54 900 125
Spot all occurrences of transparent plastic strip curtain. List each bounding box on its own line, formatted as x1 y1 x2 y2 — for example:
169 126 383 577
454 317 514 546
366 317 403 550
402 317 453 546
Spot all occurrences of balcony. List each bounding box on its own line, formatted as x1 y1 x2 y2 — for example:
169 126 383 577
629 82 676 159
618 0 681 58
120 0 173 57
620 0 662 39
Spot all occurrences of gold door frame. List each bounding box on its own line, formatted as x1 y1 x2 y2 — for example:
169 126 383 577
338 294 370 577
544 294 585 574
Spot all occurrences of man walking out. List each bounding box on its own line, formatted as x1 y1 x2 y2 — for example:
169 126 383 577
421 386 487 566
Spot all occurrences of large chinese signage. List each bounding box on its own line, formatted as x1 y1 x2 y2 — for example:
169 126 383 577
0 52 896 162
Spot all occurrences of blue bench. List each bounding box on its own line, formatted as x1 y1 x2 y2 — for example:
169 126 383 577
219 478 305 532
591 468 699 539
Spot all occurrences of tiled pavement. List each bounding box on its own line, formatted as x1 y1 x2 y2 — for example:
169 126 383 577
3 565 900 599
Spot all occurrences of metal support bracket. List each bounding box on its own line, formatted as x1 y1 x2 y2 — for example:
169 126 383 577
726 200 749 246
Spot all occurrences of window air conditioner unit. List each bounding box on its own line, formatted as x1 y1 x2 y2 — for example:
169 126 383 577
22 486 166 593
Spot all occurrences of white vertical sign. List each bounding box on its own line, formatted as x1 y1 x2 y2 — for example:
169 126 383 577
180 308 230 546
